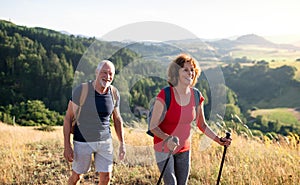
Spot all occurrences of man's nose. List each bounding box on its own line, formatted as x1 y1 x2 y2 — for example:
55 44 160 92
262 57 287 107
107 74 113 80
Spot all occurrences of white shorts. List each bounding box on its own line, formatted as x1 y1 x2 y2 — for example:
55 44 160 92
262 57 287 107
72 139 113 174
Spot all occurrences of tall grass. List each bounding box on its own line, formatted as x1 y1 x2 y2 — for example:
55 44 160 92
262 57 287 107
0 122 68 184
0 122 299 184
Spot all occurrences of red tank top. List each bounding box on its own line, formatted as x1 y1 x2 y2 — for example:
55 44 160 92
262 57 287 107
153 86 204 153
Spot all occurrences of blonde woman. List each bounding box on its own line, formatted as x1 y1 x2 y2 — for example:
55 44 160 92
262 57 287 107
150 54 231 185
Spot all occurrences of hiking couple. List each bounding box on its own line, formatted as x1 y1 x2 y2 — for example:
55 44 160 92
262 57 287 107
63 54 231 185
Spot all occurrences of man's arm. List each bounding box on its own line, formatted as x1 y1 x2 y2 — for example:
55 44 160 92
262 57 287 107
112 106 126 160
63 100 77 162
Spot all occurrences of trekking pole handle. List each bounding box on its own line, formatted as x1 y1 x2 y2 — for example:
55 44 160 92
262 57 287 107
225 132 231 139
224 132 231 148
220 132 231 144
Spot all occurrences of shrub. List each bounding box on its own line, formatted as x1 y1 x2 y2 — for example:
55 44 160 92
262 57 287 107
34 125 56 132
4 100 64 126
224 104 241 121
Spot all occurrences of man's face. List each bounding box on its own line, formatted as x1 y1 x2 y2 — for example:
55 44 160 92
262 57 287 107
96 63 115 88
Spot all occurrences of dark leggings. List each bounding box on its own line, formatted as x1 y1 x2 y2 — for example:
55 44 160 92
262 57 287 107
155 150 190 185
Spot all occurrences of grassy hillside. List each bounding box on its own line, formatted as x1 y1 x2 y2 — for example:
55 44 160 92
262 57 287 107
268 61 300 81
254 86 300 109
251 108 300 127
0 122 299 184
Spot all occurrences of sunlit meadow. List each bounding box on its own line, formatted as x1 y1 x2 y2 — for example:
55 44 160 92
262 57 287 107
0 122 299 185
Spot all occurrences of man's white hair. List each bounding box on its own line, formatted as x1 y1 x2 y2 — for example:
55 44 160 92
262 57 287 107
96 60 115 71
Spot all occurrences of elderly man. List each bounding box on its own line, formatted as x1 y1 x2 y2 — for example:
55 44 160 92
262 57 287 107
63 60 126 185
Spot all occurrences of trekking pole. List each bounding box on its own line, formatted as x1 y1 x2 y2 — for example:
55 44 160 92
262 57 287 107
216 132 231 185
157 136 179 185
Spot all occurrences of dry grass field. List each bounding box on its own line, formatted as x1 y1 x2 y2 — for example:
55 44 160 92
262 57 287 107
231 45 300 63
0 121 299 185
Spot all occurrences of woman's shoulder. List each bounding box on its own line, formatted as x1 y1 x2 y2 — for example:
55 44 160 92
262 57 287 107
157 86 171 97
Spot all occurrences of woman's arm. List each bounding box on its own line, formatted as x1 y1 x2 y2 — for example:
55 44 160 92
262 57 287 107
197 103 231 146
150 99 179 150
149 99 170 141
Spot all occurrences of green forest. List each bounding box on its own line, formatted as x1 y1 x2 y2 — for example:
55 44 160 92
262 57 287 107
0 19 300 137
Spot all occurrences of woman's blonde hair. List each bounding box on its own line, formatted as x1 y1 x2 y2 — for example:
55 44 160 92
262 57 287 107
167 53 201 87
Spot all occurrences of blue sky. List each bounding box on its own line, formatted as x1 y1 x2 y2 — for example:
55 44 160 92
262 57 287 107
1 0 300 43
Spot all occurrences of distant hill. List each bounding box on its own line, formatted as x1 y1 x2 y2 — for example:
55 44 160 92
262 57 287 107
209 34 300 50
206 34 300 61
116 34 300 62
236 34 300 50
236 34 275 46
107 34 300 63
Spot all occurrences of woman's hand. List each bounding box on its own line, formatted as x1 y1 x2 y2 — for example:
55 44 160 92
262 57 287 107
218 137 232 147
166 136 180 151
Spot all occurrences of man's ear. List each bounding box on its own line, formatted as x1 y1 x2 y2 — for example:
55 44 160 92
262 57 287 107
95 69 98 77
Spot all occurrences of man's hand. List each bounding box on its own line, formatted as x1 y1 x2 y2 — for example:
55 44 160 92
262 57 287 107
119 143 126 160
64 145 74 162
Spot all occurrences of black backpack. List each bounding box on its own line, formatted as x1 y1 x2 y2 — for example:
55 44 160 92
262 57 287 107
146 86 201 137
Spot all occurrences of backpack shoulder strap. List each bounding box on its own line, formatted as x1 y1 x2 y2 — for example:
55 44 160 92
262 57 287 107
192 87 201 120
146 86 172 137
192 87 200 107
163 86 171 110
110 85 118 107
72 82 89 128
79 82 89 106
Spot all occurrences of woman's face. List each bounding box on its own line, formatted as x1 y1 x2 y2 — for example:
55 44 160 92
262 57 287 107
178 62 195 86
